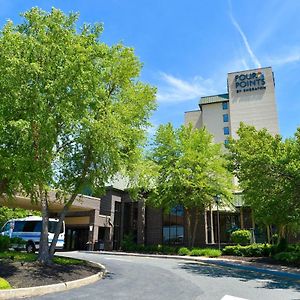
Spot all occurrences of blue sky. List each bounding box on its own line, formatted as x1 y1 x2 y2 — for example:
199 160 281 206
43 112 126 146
0 0 299 138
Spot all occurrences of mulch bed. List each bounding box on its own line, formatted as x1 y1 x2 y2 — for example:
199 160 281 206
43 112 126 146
221 255 300 273
0 260 102 289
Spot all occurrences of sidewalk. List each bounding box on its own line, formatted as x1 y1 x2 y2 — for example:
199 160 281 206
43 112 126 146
84 250 300 281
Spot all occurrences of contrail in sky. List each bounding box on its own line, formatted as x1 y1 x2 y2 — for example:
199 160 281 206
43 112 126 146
228 0 261 68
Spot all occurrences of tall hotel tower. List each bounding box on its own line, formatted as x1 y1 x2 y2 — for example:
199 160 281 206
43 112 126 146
185 67 279 142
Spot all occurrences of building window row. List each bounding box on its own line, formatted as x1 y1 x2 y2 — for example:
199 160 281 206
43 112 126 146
223 127 230 135
223 113 229 122
222 101 228 110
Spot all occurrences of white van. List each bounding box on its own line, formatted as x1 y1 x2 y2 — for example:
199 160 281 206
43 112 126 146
0 216 65 253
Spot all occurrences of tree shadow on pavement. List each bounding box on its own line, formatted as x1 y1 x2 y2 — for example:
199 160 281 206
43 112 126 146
178 262 300 291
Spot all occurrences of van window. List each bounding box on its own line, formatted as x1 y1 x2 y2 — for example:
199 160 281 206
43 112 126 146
14 221 25 232
10 220 62 233
34 221 42 232
2 222 10 232
14 221 42 232
23 221 38 232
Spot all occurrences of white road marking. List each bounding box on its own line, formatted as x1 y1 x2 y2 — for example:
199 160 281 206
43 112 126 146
221 295 248 300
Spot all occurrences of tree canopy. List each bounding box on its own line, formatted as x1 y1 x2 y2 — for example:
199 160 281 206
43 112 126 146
227 123 300 238
148 123 232 246
0 207 40 228
0 7 156 263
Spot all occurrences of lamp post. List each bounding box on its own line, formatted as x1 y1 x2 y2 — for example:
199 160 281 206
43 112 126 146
214 195 221 250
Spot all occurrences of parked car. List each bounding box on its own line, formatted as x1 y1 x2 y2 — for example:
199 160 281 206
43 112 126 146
0 216 65 253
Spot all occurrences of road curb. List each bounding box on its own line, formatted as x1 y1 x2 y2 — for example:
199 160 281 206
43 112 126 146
83 250 300 281
0 260 106 300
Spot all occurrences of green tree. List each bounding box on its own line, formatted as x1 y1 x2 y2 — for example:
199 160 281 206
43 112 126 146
0 207 40 228
149 123 232 247
227 123 300 239
0 8 156 263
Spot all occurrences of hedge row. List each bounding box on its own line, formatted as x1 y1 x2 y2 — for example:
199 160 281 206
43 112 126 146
273 251 300 264
179 247 221 257
222 243 300 264
121 243 222 257
222 244 275 257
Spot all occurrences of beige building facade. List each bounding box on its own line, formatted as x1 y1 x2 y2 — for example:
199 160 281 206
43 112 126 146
185 67 279 141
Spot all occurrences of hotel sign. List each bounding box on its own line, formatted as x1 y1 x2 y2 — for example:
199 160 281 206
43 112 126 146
235 71 266 94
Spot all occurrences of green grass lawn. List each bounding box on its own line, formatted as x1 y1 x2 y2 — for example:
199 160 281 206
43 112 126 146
0 251 85 265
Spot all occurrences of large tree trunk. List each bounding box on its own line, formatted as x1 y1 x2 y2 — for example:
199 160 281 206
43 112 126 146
278 224 286 241
38 191 50 264
49 149 92 259
204 208 208 244
49 206 68 259
49 194 77 258
210 205 215 244
266 224 271 244
186 209 192 248
191 208 199 247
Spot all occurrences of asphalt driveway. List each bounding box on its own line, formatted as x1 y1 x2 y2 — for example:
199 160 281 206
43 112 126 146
28 251 300 300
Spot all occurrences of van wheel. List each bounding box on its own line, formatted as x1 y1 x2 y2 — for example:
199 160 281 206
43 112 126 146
26 242 36 253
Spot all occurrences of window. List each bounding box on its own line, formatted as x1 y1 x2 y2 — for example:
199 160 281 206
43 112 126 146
163 205 184 245
224 139 229 146
223 114 229 122
23 221 37 232
14 221 25 232
222 101 228 110
223 127 230 135
1 222 10 232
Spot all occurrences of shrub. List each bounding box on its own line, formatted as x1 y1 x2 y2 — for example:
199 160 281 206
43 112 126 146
158 245 177 254
0 236 10 252
190 249 205 256
178 247 190 256
0 278 11 290
286 244 300 252
9 237 26 250
276 238 288 253
203 249 222 257
189 248 221 257
10 237 26 245
222 245 243 256
271 233 279 244
222 244 273 257
230 230 251 245
121 233 136 252
121 237 178 255
274 251 300 263
142 245 159 253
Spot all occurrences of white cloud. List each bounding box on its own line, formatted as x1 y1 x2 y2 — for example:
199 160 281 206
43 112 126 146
265 49 300 66
228 0 261 69
156 72 216 103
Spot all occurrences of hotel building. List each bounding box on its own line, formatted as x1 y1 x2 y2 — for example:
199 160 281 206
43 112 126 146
185 66 279 143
